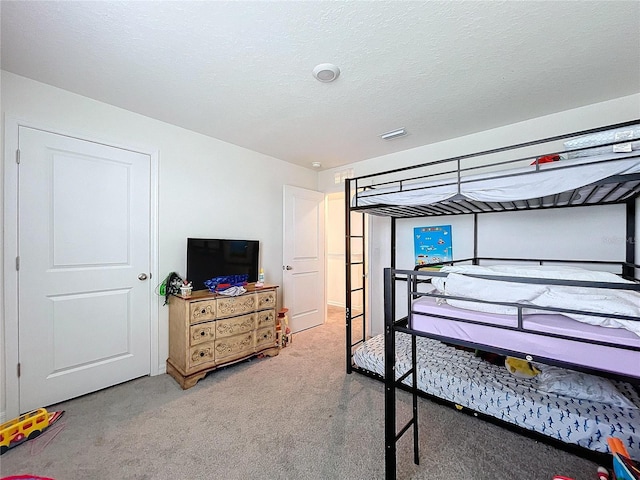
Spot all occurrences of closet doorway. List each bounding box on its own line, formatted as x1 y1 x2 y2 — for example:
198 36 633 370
5 123 156 416
326 191 367 333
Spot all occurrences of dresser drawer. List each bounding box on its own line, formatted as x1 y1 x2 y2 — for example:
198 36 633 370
190 322 216 346
216 313 255 338
167 285 279 389
189 342 215 368
189 299 217 324
257 290 276 310
255 326 276 350
217 294 257 318
215 332 254 362
256 309 275 329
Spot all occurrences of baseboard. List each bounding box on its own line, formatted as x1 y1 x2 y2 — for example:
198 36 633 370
327 301 363 309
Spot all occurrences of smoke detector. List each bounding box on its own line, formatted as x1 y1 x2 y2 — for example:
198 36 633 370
313 63 340 83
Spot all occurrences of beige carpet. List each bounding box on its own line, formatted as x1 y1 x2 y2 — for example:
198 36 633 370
0 306 600 479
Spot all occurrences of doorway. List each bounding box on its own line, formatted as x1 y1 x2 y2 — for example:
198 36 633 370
3 120 159 417
325 191 367 331
282 185 326 333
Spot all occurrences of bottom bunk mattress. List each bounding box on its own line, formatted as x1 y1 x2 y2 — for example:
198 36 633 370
353 332 640 459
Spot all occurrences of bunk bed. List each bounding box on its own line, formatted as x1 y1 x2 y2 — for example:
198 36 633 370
344 120 640 480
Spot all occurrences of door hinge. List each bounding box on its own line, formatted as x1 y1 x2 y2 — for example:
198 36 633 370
16 256 20 271
16 149 20 164
17 363 21 377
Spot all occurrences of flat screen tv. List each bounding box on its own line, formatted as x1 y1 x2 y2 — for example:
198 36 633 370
186 238 260 291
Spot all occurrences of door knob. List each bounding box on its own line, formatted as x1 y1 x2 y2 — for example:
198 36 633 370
138 273 148 281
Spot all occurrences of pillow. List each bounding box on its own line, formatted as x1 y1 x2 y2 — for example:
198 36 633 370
536 365 637 409
563 125 640 159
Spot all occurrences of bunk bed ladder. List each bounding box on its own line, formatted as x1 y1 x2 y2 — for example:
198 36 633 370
394 335 420 460
384 267 420 480
345 178 367 374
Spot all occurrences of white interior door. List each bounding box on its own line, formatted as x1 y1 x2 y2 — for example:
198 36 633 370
283 185 325 333
17 126 151 412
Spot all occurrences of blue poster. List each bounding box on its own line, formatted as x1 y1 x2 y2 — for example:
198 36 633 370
414 225 452 265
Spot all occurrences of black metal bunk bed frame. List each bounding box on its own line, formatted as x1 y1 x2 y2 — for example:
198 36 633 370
344 120 640 480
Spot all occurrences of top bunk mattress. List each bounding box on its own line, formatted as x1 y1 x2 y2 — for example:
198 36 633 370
352 150 640 209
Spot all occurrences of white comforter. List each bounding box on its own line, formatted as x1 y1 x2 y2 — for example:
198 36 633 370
430 265 640 336
353 150 640 207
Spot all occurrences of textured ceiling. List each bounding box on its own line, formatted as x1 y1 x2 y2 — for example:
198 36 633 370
2 1 639 170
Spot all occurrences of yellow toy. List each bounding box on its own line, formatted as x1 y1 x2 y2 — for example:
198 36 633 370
505 356 540 379
0 407 64 454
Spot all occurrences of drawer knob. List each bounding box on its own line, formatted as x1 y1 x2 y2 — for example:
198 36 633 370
200 331 206 336
199 351 205 357
201 309 206 314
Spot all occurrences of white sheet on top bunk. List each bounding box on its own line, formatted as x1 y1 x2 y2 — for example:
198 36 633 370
353 151 640 206
430 265 640 336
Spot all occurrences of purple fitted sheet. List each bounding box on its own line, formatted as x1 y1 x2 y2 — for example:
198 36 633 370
411 295 640 378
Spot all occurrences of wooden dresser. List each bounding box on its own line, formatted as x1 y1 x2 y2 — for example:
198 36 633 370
166 284 279 389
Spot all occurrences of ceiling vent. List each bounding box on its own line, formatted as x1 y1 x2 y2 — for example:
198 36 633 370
379 128 408 140
313 63 340 83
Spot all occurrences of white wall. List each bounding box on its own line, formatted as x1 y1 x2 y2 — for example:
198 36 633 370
1 71 317 418
319 93 640 193
392 205 627 271
319 94 640 335
3 72 638 416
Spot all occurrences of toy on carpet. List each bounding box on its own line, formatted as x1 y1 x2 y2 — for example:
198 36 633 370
596 466 611 480
608 436 640 480
553 437 640 480
551 466 610 480
0 408 64 455
0 476 56 480
277 308 291 347
614 455 640 480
